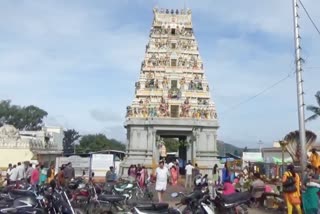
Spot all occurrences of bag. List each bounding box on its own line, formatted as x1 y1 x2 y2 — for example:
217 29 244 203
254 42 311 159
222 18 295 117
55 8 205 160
288 192 301 205
283 172 297 193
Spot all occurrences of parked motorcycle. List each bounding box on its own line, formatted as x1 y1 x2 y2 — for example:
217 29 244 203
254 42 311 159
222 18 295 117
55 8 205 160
211 187 251 214
131 202 181 214
0 186 46 214
171 190 213 214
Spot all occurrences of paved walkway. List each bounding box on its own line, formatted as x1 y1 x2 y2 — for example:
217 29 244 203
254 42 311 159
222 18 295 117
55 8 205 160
148 183 275 214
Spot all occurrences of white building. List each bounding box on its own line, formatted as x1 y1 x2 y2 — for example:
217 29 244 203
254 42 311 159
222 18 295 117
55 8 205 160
0 125 64 169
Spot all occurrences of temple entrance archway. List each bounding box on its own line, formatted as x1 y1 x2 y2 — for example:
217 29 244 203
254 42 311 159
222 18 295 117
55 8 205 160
157 133 190 175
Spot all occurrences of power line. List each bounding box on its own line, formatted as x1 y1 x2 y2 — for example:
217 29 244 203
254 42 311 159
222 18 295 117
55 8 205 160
298 0 320 37
220 70 296 116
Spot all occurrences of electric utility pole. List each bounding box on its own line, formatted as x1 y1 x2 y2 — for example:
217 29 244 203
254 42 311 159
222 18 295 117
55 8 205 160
292 0 307 170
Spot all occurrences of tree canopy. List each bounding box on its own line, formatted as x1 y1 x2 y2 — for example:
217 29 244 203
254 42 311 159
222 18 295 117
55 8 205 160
63 129 81 154
163 138 180 152
76 134 125 154
306 91 320 122
0 100 48 130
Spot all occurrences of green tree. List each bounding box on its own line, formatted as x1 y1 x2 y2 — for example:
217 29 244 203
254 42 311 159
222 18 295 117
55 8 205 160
0 100 48 130
63 129 81 154
163 138 180 152
234 150 239 156
76 134 125 153
306 91 320 121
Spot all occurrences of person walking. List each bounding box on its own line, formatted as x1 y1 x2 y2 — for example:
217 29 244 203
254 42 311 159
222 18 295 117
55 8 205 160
155 160 170 203
16 162 25 181
222 162 229 184
192 163 200 178
57 165 65 187
47 164 55 183
213 164 219 186
309 148 320 169
64 163 75 186
282 165 302 214
25 163 34 184
106 166 117 183
9 165 18 185
6 164 12 185
39 165 47 185
185 161 194 189
30 165 40 188
170 165 178 185
301 165 319 214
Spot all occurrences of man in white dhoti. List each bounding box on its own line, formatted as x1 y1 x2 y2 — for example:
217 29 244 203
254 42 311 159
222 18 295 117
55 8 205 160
155 160 170 202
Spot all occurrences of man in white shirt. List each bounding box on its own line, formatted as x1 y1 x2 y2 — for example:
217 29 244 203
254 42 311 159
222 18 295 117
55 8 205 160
16 162 25 181
155 160 170 203
185 161 194 189
9 165 18 183
168 161 174 170
6 164 12 185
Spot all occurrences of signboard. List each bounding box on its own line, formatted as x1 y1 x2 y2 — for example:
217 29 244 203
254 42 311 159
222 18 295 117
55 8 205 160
242 152 263 162
91 154 114 177
55 156 90 177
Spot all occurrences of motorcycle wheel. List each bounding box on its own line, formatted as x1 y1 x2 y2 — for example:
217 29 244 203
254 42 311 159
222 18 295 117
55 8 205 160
235 204 249 214
73 208 85 214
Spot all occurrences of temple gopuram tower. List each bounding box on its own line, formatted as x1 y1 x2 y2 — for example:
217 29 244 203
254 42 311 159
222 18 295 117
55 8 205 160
121 8 219 176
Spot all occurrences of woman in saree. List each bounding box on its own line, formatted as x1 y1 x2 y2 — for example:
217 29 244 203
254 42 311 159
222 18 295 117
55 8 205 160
302 165 319 214
170 165 178 185
39 165 47 185
282 165 302 214
138 166 148 188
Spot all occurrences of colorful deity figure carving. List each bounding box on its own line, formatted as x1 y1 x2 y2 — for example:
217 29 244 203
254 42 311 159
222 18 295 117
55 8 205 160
133 107 139 117
206 85 209 92
208 108 215 119
126 106 133 118
139 99 144 105
189 80 195 90
205 107 210 119
159 97 169 117
141 104 148 118
168 88 181 99
155 79 159 89
197 82 203 90
135 82 140 92
194 74 200 82
162 76 169 89
180 98 191 117
146 97 151 104
179 77 186 89
149 106 158 117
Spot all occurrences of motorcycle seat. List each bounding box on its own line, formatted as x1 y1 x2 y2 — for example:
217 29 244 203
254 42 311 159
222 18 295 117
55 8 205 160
98 194 126 202
221 192 251 204
135 202 169 211
9 189 35 197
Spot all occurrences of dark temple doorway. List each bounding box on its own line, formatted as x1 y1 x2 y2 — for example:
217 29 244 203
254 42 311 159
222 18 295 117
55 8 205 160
161 135 188 175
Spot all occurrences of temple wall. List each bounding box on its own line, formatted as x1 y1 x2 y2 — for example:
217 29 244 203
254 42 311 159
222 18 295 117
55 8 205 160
0 149 34 168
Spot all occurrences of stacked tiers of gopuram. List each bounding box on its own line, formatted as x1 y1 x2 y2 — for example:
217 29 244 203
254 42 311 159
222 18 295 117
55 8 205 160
121 8 219 176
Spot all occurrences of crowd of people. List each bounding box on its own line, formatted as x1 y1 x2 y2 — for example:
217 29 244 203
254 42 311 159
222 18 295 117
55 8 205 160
4 161 75 188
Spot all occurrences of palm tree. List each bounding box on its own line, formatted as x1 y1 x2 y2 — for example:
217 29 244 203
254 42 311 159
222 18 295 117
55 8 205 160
306 91 320 121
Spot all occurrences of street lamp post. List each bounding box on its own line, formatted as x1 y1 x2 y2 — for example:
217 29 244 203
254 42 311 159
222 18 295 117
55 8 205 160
279 140 289 176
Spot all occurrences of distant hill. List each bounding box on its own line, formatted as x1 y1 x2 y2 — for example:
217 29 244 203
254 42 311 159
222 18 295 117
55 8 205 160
217 140 243 156
217 140 260 156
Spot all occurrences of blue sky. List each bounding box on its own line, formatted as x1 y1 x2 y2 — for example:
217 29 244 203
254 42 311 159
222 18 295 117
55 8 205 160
0 0 319 148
